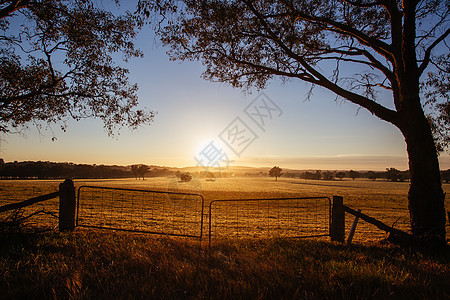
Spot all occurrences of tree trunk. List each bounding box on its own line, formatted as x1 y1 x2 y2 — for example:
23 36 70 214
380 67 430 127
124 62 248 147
401 111 446 242
394 6 446 243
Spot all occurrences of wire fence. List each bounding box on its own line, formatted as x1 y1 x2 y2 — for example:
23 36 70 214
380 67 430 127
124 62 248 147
7 181 421 244
76 186 205 238
209 197 331 245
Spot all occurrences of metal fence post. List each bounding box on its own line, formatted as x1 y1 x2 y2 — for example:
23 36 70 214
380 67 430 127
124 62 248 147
330 196 345 242
59 179 76 231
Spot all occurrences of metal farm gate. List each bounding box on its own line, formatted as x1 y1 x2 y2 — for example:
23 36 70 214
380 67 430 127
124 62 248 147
76 186 205 239
209 197 331 245
76 186 331 243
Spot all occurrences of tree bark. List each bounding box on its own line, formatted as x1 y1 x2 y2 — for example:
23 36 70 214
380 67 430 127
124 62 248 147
394 1 446 243
400 107 446 242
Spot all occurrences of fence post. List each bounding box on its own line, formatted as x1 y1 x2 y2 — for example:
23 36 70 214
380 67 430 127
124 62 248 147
330 196 345 242
59 179 76 232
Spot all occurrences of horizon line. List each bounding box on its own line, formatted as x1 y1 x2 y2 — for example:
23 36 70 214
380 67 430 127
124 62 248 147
4 154 450 172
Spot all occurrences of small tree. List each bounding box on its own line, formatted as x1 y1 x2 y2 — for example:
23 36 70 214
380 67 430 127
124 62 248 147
348 170 360 181
180 173 192 182
130 165 139 180
322 171 334 181
335 172 345 181
137 165 150 180
314 170 322 180
269 166 282 181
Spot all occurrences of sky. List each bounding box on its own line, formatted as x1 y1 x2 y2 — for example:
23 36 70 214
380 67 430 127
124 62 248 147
1 2 449 171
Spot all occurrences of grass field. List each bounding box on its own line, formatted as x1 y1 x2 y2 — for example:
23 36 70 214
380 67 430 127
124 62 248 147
0 230 449 299
0 177 449 242
1 178 450 299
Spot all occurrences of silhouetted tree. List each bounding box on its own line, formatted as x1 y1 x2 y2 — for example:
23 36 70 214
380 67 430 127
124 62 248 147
348 170 360 181
300 170 321 180
0 0 155 135
180 173 192 182
144 0 449 242
322 171 334 181
335 171 345 181
284 172 299 178
314 170 322 180
269 166 282 181
366 171 379 181
131 165 140 180
137 165 150 180
386 168 404 182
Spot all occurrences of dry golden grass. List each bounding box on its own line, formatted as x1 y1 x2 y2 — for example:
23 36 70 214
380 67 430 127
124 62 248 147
1 177 449 242
0 230 448 299
1 178 450 299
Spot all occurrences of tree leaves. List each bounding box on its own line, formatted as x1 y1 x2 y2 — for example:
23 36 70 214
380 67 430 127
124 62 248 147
0 0 155 135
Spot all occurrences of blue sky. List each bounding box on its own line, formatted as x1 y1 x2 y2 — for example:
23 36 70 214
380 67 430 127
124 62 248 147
1 2 449 171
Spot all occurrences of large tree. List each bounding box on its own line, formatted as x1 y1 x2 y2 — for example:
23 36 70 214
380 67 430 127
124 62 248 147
0 0 155 135
140 0 449 242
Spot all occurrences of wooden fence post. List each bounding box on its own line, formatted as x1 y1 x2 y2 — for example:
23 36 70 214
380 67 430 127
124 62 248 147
330 196 345 242
347 209 361 245
59 179 76 232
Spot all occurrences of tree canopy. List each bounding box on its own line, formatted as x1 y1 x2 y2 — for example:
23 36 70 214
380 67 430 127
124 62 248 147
0 0 155 135
141 0 448 140
269 166 282 181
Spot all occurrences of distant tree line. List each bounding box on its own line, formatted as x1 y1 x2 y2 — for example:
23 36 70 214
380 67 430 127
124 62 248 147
240 167 450 183
0 161 174 179
276 168 450 183
3 160 448 183
283 168 413 182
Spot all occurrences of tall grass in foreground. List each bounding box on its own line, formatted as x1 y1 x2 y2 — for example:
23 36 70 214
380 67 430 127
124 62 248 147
0 229 448 299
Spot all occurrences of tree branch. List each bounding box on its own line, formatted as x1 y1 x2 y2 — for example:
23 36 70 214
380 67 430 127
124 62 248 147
0 0 30 19
341 0 381 8
276 0 394 61
418 27 450 75
244 0 398 124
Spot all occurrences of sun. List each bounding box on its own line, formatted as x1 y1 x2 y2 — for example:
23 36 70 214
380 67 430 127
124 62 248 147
195 138 215 156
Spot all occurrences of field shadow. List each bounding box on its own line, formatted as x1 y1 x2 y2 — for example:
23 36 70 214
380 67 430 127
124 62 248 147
286 180 364 189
